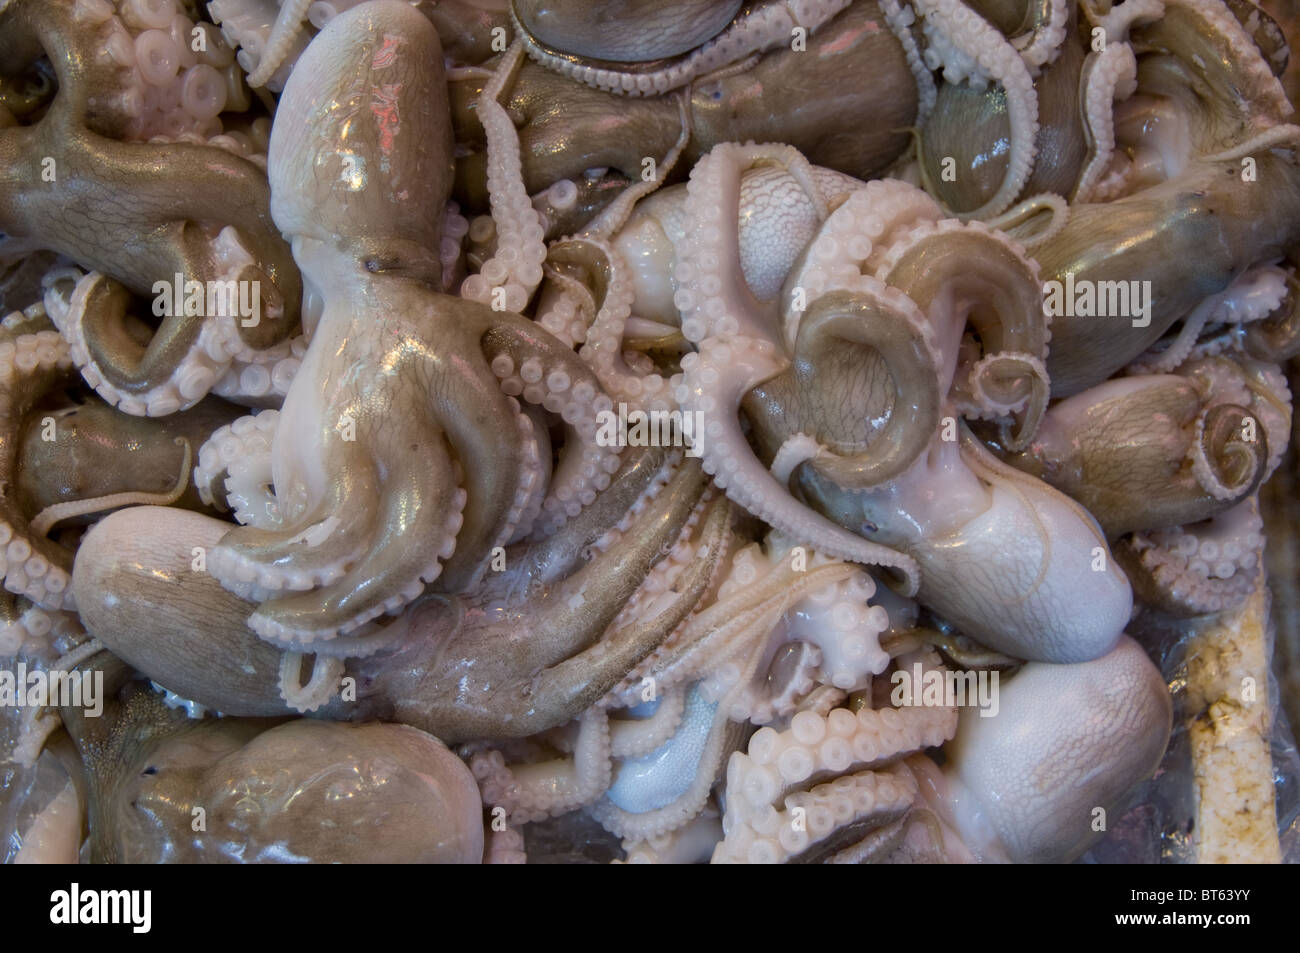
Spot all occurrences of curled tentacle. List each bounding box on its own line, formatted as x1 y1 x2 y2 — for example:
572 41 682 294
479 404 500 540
746 289 943 490
1074 41 1139 201
875 219 1049 449
551 237 674 409
1244 267 1300 361
193 409 280 520
1002 374 1269 536
1116 497 1265 616
1189 403 1268 504
459 41 547 314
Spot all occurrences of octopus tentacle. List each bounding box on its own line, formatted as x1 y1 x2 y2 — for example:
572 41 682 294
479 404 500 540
0 301 55 343
551 237 673 409
1010 0 1070 72
209 0 314 93
609 686 688 759
592 683 743 841
1244 267 1300 361
1178 353 1292 479
714 651 957 864
510 0 852 97
277 648 345 713
876 219 1048 449
676 141 827 344
1074 41 1139 202
245 0 315 88
525 496 730 720
983 193 1070 246
194 409 281 520
772 289 944 489
913 0 1039 218
672 146 926 581
1188 404 1266 503
210 334 306 409
605 552 861 709
460 41 547 314
359 462 726 742
880 0 938 123
472 707 613 823
45 250 277 418
680 334 922 586
0 596 85 662
779 178 944 350
235 440 467 644
483 315 624 538
0 331 78 609
1117 497 1264 616
581 93 693 239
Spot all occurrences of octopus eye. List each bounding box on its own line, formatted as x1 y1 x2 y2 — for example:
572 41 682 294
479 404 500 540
142 766 158 776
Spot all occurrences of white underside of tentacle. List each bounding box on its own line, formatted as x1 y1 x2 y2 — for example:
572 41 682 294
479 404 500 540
195 409 282 522
1075 43 1138 203
489 351 623 539
714 652 956 864
1011 0 1068 73
471 707 613 823
460 42 547 315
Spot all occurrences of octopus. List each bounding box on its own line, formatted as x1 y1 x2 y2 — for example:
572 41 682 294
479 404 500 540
2 0 1298 865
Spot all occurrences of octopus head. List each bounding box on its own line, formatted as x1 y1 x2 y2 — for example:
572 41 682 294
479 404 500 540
113 720 485 863
269 0 454 288
943 635 1172 863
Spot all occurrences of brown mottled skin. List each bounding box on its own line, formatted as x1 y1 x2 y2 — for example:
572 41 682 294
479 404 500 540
451 2 919 222
17 396 245 520
1035 154 1300 395
57 652 483 863
0 0 300 396
1000 375 1268 538
921 7 1087 212
73 452 729 741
